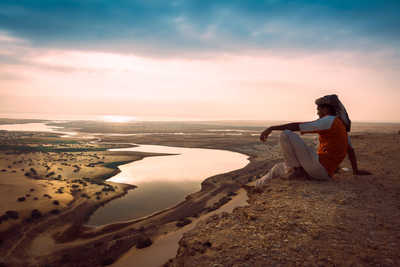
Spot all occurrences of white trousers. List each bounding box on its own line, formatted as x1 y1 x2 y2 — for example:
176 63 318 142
256 130 330 187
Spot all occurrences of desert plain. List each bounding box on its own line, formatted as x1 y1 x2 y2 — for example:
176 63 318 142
0 119 399 267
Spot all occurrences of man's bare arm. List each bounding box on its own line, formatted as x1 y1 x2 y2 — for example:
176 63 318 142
347 146 358 174
260 123 302 142
347 146 371 175
269 122 301 131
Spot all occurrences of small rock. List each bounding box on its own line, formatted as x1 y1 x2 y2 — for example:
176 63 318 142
227 191 237 197
0 214 9 223
176 218 192 227
5 210 19 219
136 235 152 249
203 241 212 247
385 258 394 265
31 209 42 219
102 258 115 266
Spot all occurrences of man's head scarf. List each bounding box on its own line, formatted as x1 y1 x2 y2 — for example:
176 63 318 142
315 94 351 132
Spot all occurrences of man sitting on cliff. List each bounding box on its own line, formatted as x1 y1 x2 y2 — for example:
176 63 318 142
255 94 369 187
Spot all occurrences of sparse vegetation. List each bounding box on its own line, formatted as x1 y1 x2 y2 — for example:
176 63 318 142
50 209 60 215
56 188 64 194
102 161 132 169
101 184 116 192
30 168 37 175
0 145 107 153
45 171 55 177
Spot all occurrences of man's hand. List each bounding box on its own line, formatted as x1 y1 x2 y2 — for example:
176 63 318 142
260 128 272 142
353 169 372 175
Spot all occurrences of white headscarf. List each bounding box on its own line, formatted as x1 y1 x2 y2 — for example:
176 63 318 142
315 94 351 132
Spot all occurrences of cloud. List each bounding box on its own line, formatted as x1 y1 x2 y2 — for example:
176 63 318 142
0 32 95 75
0 1 399 122
0 72 26 81
0 0 399 57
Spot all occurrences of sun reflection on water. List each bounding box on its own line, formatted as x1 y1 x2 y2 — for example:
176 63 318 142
102 115 137 123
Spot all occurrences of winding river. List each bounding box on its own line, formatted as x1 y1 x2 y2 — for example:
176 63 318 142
0 122 250 226
87 144 249 225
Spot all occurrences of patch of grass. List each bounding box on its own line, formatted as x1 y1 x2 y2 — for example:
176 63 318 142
18 139 79 144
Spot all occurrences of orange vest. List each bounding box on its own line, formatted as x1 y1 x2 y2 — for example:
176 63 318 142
317 117 348 176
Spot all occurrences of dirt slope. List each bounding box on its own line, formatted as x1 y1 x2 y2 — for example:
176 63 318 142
166 133 400 267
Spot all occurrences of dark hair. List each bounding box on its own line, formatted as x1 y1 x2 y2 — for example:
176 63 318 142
317 104 337 115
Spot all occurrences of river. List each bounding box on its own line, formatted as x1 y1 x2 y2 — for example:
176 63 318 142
87 144 249 225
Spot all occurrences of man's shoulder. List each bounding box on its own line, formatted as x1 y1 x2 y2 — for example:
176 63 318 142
299 115 336 133
319 115 336 122
331 116 347 130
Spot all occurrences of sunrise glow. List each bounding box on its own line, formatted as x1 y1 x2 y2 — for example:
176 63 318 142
0 1 399 122
102 115 137 123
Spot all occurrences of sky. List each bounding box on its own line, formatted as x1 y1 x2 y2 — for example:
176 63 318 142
0 0 399 122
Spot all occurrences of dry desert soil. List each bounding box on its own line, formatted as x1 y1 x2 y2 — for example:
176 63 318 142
0 120 399 267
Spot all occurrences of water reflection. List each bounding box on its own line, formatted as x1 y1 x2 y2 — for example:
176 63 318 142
88 144 249 225
108 145 248 184
0 123 61 132
0 122 77 136
90 181 199 224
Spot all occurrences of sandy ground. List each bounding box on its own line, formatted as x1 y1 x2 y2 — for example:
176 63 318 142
0 130 168 266
165 133 400 267
0 122 280 267
0 143 147 232
0 120 399 267
111 188 249 267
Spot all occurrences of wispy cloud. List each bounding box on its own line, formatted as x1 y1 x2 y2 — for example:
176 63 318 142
0 1 399 56
0 1 399 121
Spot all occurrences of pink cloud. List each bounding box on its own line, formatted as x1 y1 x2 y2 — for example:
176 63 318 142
1 32 399 122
